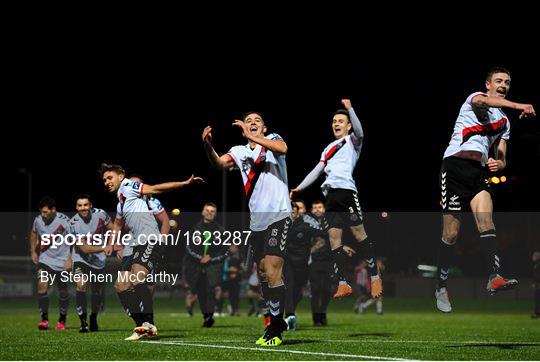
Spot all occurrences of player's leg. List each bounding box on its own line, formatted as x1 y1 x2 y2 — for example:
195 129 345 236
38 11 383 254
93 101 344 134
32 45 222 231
115 255 138 325
283 261 296 331
202 262 223 327
73 263 89 332
470 190 518 294
56 278 69 331
90 277 105 331
309 262 322 326
435 213 460 312
36 264 50 330
350 223 382 298
328 227 352 298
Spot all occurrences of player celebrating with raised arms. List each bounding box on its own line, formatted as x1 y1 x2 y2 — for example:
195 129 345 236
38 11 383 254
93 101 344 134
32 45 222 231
202 112 291 347
435 67 536 313
291 99 382 300
101 163 203 340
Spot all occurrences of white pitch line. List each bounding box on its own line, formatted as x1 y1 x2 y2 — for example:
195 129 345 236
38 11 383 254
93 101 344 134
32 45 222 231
144 339 540 345
142 340 413 361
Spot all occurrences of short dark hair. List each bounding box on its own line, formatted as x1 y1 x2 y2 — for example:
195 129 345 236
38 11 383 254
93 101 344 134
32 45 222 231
242 111 265 124
39 196 56 209
75 193 92 204
333 109 350 122
291 202 299 211
486 66 511 82
312 200 324 207
204 202 217 210
295 199 306 206
101 163 125 176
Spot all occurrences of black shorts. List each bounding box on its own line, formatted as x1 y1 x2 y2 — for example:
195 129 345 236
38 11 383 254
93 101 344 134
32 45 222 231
440 156 492 213
325 188 363 228
131 243 164 273
37 263 67 288
250 217 291 263
183 257 224 293
73 262 105 279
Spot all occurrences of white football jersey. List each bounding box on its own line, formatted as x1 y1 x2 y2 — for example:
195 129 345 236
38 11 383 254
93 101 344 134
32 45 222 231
444 91 510 165
69 208 111 269
116 178 160 246
33 212 71 271
117 196 165 257
227 133 291 231
320 134 362 195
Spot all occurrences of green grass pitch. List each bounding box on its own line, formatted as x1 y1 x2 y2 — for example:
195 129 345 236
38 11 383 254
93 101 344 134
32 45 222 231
1 297 538 360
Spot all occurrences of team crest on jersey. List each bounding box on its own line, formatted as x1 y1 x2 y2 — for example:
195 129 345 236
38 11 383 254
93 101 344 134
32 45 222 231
268 237 278 247
297 232 303 239
350 214 358 222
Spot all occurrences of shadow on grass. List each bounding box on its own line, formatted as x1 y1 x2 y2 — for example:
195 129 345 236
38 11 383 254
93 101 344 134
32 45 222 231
446 343 539 350
282 339 319 345
348 332 393 338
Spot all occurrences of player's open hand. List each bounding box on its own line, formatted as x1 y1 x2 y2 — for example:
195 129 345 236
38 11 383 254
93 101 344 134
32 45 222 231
487 158 503 172
202 126 213 144
517 103 536 119
341 99 352 110
31 251 38 265
185 175 205 185
232 120 250 139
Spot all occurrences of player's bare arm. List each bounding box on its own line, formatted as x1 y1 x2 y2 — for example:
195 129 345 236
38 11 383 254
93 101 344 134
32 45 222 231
232 120 288 154
487 139 507 173
472 95 536 119
202 125 236 170
30 230 38 264
341 99 364 139
155 210 170 235
142 175 204 195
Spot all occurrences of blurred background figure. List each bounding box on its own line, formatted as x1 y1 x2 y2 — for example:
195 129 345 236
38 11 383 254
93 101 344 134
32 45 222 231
532 251 540 319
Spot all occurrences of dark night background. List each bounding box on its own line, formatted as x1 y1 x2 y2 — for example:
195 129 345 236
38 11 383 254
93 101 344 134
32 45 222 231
3 4 539 274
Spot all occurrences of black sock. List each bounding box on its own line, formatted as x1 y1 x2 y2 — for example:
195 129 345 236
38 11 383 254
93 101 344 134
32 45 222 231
91 291 104 315
59 290 69 323
481 229 499 275
118 290 141 325
203 312 213 319
358 237 378 277
331 246 349 283
260 280 270 317
437 238 454 289
76 291 87 324
134 283 153 323
38 292 49 321
267 283 286 326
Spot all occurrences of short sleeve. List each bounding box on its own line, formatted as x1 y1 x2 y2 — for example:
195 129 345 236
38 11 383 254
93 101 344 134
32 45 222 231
149 198 165 215
466 91 487 106
116 203 123 219
266 133 283 141
226 146 243 170
502 119 511 141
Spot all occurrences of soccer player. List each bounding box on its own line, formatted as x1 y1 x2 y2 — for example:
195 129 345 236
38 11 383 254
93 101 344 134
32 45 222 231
30 196 71 331
291 99 382 299
435 67 536 313
283 202 327 331
114 174 171 329
184 202 228 327
308 200 333 326
69 194 113 332
202 112 291 346
101 163 203 340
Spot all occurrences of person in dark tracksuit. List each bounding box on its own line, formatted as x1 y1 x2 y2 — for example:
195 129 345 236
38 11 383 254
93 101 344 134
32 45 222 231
221 245 244 316
283 202 327 331
184 202 228 327
308 200 333 326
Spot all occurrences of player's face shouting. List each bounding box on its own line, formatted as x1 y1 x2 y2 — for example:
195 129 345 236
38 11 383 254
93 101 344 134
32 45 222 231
243 113 266 138
76 198 92 218
486 72 511 98
332 114 351 139
102 171 122 192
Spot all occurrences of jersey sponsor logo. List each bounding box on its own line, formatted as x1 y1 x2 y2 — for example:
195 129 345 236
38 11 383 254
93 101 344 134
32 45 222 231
461 117 508 145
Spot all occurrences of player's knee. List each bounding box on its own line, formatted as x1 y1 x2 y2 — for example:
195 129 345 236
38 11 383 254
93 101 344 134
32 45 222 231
37 282 48 294
114 280 130 293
